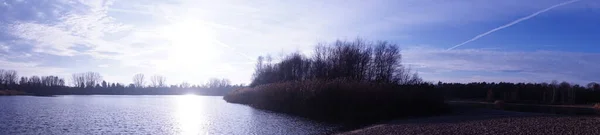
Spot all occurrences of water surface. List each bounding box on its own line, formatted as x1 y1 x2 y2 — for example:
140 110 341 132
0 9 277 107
0 95 338 135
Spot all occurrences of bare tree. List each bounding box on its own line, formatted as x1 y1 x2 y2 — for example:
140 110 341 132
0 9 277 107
19 77 28 86
4 70 17 86
205 78 231 88
41 76 65 87
588 82 600 91
29 76 41 87
71 72 102 88
150 75 166 88
0 70 18 89
71 73 85 88
132 73 146 88
179 82 191 88
0 69 4 87
250 39 421 86
84 72 102 88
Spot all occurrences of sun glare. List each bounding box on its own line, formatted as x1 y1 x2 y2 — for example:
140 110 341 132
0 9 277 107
175 94 206 135
161 21 221 72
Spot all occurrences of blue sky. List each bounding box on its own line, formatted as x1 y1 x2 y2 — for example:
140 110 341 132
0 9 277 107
0 0 598 85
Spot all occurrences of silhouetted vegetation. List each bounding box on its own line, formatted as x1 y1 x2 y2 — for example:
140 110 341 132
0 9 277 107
225 39 444 123
249 39 422 87
225 39 600 123
440 81 600 105
0 69 242 96
226 79 445 123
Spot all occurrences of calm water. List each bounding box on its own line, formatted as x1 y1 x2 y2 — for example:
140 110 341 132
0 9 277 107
0 95 339 135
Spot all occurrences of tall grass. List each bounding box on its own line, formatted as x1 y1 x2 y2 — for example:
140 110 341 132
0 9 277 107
225 79 446 123
0 90 27 96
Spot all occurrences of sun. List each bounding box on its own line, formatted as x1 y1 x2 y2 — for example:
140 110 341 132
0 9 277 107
159 20 221 72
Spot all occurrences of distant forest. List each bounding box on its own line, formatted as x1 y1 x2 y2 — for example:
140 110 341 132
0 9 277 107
0 70 243 96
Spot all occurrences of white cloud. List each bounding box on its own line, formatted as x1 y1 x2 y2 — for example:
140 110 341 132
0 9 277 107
0 58 69 78
0 43 8 52
7 0 131 56
9 22 81 56
2 0 597 85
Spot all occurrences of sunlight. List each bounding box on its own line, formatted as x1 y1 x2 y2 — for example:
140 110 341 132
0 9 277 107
160 20 222 72
175 94 206 135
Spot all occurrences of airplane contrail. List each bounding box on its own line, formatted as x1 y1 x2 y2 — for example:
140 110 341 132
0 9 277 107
447 0 581 50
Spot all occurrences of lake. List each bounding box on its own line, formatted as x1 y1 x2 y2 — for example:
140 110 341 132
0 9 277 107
0 95 339 135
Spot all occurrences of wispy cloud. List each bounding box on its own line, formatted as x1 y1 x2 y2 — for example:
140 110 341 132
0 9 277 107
6 0 131 56
447 0 581 50
0 43 8 52
405 46 600 84
0 0 596 84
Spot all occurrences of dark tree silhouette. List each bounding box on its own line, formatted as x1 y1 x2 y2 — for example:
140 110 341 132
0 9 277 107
250 39 422 87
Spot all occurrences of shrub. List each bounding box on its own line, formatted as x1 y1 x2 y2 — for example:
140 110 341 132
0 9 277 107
225 79 446 123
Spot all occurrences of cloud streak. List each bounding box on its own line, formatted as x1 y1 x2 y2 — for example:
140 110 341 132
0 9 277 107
447 0 581 50
405 46 600 84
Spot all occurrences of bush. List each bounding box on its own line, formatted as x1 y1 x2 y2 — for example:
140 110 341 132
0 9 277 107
225 79 446 123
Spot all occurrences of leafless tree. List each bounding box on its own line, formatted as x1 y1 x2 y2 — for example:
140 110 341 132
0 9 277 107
587 82 600 91
29 76 41 87
133 73 146 88
250 39 422 86
0 69 18 89
71 73 85 88
150 75 166 88
179 82 191 88
71 72 102 88
41 76 65 87
84 72 102 88
205 78 231 88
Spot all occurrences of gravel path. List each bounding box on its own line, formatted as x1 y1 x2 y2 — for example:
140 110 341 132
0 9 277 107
340 109 600 135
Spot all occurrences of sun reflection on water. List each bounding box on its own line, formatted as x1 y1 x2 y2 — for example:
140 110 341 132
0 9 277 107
175 94 206 135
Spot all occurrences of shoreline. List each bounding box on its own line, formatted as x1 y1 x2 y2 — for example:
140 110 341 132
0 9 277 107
339 108 600 135
0 90 28 96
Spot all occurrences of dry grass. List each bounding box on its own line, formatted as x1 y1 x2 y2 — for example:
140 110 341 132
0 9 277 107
0 90 27 96
225 79 447 123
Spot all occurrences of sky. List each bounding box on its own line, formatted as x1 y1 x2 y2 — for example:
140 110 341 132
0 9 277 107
0 0 598 85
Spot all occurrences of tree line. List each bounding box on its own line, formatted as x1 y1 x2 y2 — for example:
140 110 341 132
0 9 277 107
0 69 242 96
441 81 600 105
